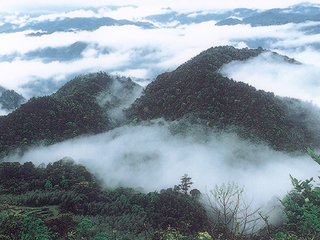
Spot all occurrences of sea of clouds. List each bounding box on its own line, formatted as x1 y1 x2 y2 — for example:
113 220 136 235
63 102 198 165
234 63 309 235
4 120 319 225
1 3 320 103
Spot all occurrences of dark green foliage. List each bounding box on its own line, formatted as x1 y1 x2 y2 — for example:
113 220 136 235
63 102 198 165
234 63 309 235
44 180 53 191
0 72 141 159
125 46 319 152
0 160 209 239
278 148 320 239
278 176 320 239
150 188 208 234
0 159 95 195
0 214 53 239
0 213 25 239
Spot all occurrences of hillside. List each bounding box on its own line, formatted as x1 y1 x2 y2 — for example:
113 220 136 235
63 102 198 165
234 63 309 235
0 160 208 239
0 72 141 159
125 46 320 152
1 46 320 158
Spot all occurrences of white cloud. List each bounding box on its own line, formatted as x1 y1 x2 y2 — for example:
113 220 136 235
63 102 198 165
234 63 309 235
0 31 81 55
220 51 320 106
0 104 10 116
98 5 171 21
0 51 133 98
32 9 97 22
7 121 319 222
281 46 320 68
112 69 149 79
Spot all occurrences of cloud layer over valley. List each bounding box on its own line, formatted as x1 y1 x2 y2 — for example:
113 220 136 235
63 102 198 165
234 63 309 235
1 2 320 103
6 120 320 219
220 51 320 106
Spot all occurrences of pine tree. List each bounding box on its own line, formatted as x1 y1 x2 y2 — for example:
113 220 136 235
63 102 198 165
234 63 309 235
179 174 193 195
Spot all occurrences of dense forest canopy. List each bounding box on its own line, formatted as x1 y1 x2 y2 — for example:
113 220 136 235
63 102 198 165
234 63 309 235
0 160 209 239
0 72 141 159
125 46 320 152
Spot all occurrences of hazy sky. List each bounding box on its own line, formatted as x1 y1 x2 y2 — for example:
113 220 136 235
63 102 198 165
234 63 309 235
2 0 320 13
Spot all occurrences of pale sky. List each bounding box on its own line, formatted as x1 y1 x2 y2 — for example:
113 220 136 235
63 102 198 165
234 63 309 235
1 0 319 13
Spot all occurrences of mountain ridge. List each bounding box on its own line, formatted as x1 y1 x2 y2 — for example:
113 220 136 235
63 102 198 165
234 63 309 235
0 72 141 158
0 46 319 159
125 46 320 152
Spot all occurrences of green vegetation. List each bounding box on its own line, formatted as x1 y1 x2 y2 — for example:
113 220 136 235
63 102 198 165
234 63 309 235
1 46 319 160
205 182 261 239
125 46 320 152
0 72 141 159
276 148 320 239
0 161 208 239
2 157 320 239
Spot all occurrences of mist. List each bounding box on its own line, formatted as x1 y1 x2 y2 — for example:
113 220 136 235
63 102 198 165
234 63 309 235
5 119 319 224
220 51 320 107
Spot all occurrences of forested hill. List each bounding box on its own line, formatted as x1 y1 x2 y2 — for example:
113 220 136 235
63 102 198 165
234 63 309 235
0 160 208 239
1 46 319 157
125 46 320 152
0 72 142 159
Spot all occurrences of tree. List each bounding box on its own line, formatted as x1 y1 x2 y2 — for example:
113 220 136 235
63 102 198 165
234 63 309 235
277 148 320 239
74 218 93 239
21 216 52 240
206 182 260 239
190 189 201 198
179 174 193 195
44 180 53 191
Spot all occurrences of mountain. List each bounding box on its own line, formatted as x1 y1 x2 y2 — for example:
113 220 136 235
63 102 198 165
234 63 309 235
0 17 155 35
0 86 25 111
216 4 320 27
0 72 142 158
24 41 88 62
1 46 320 159
125 46 320 152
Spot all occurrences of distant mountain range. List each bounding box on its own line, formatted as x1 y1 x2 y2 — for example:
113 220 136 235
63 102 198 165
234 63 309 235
1 3 320 35
1 46 320 159
146 3 320 26
0 17 155 35
216 9 320 27
0 3 319 65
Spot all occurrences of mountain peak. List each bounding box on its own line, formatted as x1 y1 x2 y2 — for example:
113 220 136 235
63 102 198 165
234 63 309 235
125 46 319 152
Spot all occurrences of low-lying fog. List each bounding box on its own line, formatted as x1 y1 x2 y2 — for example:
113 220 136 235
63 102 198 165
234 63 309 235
6 119 320 224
